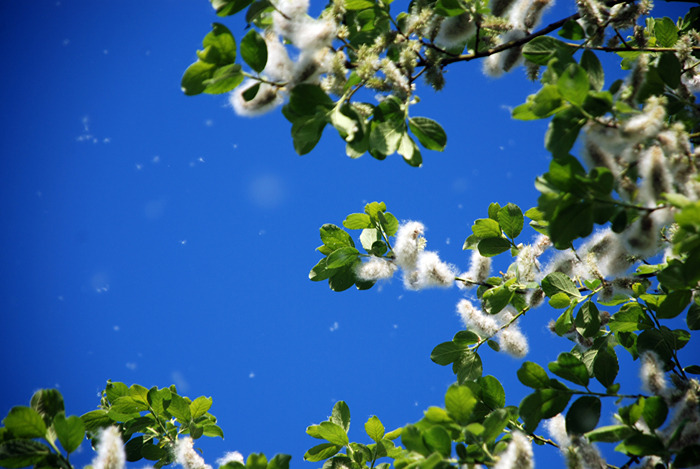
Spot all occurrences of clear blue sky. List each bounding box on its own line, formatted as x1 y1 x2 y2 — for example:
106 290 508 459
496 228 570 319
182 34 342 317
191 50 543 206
0 1 694 468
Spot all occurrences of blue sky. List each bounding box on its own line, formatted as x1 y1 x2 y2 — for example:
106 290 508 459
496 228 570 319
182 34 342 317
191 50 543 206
0 1 695 468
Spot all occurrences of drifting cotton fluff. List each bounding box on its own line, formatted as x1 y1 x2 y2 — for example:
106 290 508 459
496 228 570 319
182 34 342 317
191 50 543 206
393 221 426 270
175 437 212 469
539 248 578 281
493 432 533 469
638 145 673 206
216 451 245 466
516 234 550 282
229 81 283 117
579 228 632 278
434 13 476 49
457 299 499 336
545 414 605 469
640 350 668 398
262 33 294 82
483 29 527 77
664 381 700 450
621 214 661 258
92 426 126 469
354 256 398 281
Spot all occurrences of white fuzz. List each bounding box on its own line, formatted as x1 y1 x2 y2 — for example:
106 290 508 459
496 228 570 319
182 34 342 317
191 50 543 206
457 299 499 336
622 215 661 258
92 426 126 469
175 437 212 469
482 29 527 77
354 256 398 281
540 249 578 280
229 81 283 117
406 251 456 289
579 228 632 278
571 435 607 469
494 432 533 469
544 414 571 449
638 145 673 207
465 250 492 285
393 221 426 270
262 34 294 82
622 96 666 143
434 13 475 49
216 451 245 466
497 327 529 358
640 351 668 397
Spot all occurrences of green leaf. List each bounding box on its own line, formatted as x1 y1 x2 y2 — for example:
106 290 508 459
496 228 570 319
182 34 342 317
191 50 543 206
478 237 511 257
549 292 572 309
397 132 423 167
408 117 447 151
615 433 665 456
548 353 589 387
657 290 692 319
422 426 451 457
345 0 374 9
541 272 580 298
364 416 385 442
268 454 292 469
575 301 601 338
654 17 678 47
203 424 225 438
558 19 585 40
80 410 111 433
241 30 267 73
557 63 589 106
637 329 673 363
304 443 341 462
586 425 635 443
359 228 380 253
658 53 681 88
291 117 327 155
472 218 501 238
3 407 47 439
247 453 268 469
320 224 354 250
478 376 506 409
565 396 600 434
318 421 349 446
545 107 585 157
343 213 372 230
444 385 476 424
330 401 350 433
30 389 65 427
642 396 668 430
326 247 360 269
519 389 571 433
593 347 618 388
328 265 356 292
190 396 213 420
167 394 191 422
522 36 575 65
580 50 604 91
309 258 337 282
211 0 255 16
517 362 550 389
53 413 85 454
431 341 463 366
497 203 523 239
689 302 700 330
0 440 51 469
676 444 700 468
481 409 510 443
454 351 483 383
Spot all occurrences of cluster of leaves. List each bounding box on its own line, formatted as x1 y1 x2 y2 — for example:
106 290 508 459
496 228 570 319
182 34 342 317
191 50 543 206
0 383 230 469
309 201 398 291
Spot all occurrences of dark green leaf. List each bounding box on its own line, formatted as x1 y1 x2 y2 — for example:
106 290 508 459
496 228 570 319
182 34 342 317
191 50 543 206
326 247 360 269
481 409 510 443
241 30 267 73
675 444 700 468
658 53 681 88
575 301 601 338
430 341 463 366
0 439 51 469
519 389 571 433
557 63 589 106
548 353 589 387
688 302 700 330
454 351 483 383
565 396 600 434
211 0 255 16
478 376 506 409
247 453 268 469
615 433 665 456
478 237 511 257
545 107 585 157
558 19 585 40
309 258 337 282
304 443 341 462
268 454 292 469
522 36 575 65
593 347 618 388
408 117 447 151
125 436 144 462
30 390 64 427
422 426 451 457
580 50 604 91
637 329 673 363
642 396 668 430
497 203 523 239
53 413 85 454
657 290 692 319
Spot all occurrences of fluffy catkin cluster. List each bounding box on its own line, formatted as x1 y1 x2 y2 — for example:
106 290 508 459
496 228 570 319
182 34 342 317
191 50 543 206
230 0 339 116
175 437 213 469
581 94 699 259
91 426 126 469
354 221 457 290
457 301 529 357
493 432 534 469
545 414 607 469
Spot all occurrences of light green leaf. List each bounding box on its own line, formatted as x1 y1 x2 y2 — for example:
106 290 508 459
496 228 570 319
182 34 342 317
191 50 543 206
517 362 550 389
320 224 355 250
642 396 668 430
318 421 349 446
304 443 341 462
444 385 476 424
472 218 501 238
167 394 191 422
654 17 678 47
343 213 372 230
53 413 85 454
364 416 385 442
422 426 451 457
586 424 635 443
190 396 213 420
331 401 351 433
557 63 589 106
497 203 523 239
541 272 581 298
3 407 47 439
